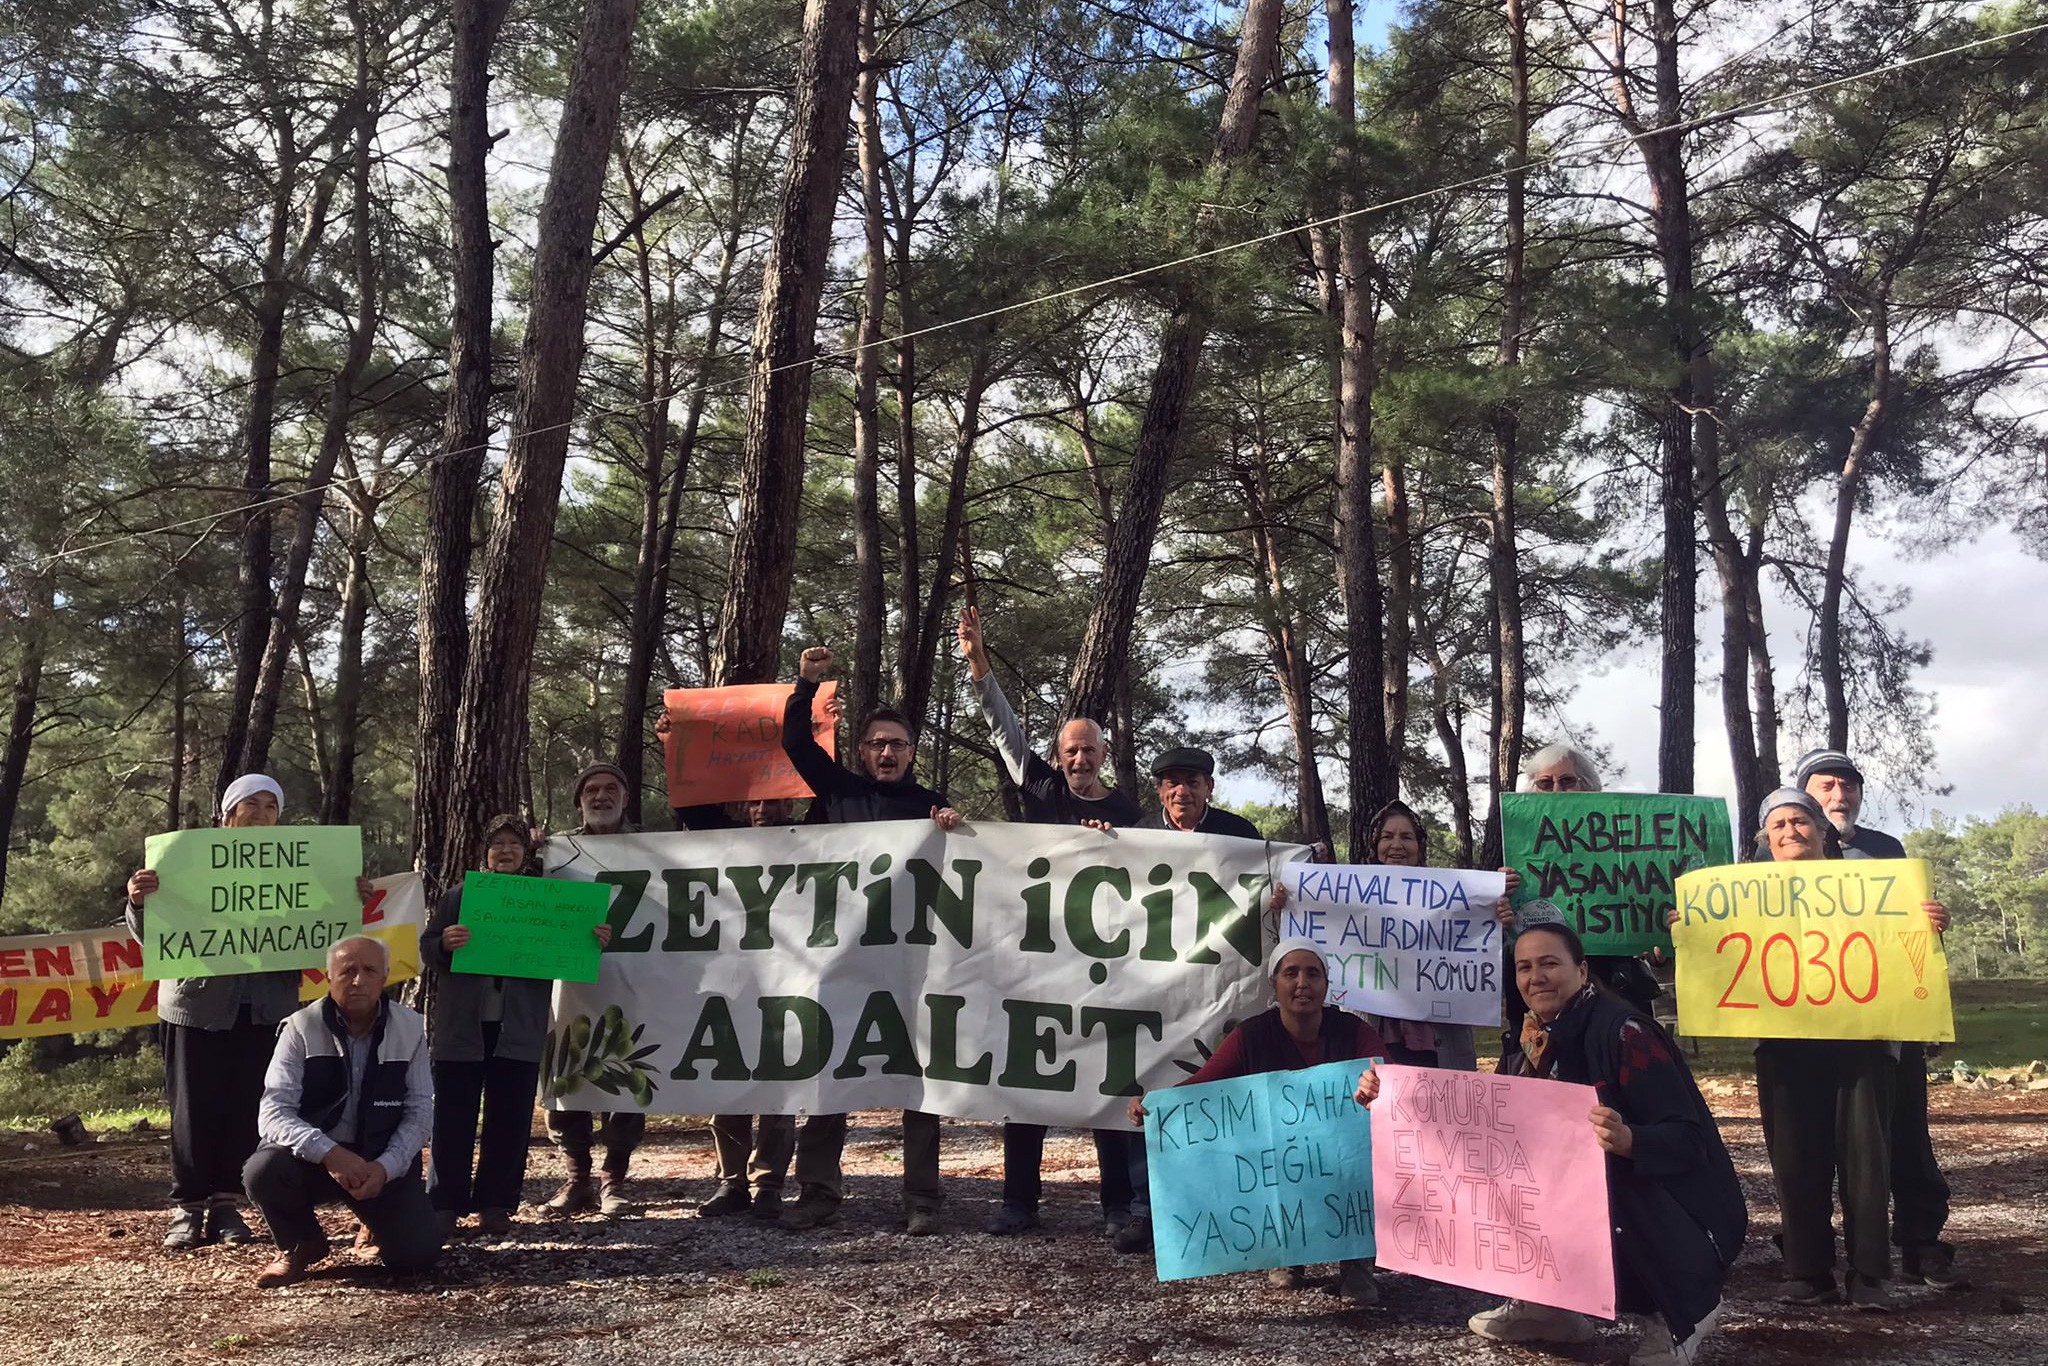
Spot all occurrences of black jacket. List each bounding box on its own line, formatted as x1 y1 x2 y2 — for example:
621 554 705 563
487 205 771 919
1508 984 1747 1269
1135 805 1263 840
782 676 948 824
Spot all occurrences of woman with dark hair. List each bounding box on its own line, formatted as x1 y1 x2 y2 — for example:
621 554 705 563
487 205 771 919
1363 800 1482 1070
1358 920 1745 1363
423 814 610 1237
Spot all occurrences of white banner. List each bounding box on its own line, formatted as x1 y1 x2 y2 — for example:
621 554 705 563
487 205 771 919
1280 863 1508 1028
540 822 1304 1126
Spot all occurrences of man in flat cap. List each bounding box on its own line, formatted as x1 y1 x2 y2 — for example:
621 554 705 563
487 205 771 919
1135 746 1263 840
1795 747 1964 1291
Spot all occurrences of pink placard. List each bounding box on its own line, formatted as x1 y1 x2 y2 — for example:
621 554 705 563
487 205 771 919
1370 1064 1616 1318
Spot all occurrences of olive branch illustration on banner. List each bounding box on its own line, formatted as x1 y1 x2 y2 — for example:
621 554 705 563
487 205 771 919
541 1004 660 1106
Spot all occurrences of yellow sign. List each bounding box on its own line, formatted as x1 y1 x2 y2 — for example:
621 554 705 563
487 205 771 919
0 872 424 1040
1672 858 1953 1042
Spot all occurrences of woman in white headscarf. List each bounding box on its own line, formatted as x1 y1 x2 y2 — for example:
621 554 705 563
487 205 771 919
1123 940 1389 1302
123 775 370 1251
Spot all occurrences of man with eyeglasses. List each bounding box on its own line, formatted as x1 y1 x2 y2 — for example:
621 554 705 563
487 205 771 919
779 645 962 1235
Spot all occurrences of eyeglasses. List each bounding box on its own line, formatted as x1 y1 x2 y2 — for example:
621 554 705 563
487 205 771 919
1532 774 1584 792
863 739 912 754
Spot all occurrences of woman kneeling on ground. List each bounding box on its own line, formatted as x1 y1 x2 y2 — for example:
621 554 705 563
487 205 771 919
1127 939 1388 1303
422 814 609 1237
1359 918 1745 1364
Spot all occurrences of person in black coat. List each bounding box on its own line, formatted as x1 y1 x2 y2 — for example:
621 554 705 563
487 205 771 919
1363 921 1745 1364
778 644 962 1235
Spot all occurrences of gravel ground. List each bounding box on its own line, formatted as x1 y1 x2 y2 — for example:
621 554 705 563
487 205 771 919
1 1079 2042 1365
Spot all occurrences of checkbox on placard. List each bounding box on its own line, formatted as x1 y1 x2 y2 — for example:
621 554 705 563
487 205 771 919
1431 1002 1452 1019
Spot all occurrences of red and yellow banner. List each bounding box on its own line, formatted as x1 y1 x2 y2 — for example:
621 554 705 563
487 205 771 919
0 871 424 1040
1672 858 1953 1042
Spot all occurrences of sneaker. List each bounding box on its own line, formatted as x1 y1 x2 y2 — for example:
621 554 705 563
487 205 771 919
1103 1207 1135 1239
254 1236 330 1289
1667 1299 1727 1364
1846 1274 1897 1312
905 1205 942 1237
750 1189 784 1222
542 1175 597 1219
163 1206 207 1251
477 1208 513 1237
1336 1260 1378 1305
598 1176 639 1218
206 1203 255 1246
1267 1265 1307 1290
1110 1216 1153 1255
698 1185 751 1218
1903 1243 1968 1291
779 1184 842 1231
983 1205 1040 1236
1467 1299 1597 1344
434 1209 461 1240
1778 1276 1840 1305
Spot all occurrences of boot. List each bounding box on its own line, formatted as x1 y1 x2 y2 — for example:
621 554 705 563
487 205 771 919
598 1175 639 1218
205 1201 255 1246
477 1208 513 1237
163 1205 207 1251
1336 1260 1378 1305
698 1184 751 1218
779 1183 842 1231
254 1236 330 1289
542 1159 597 1219
750 1188 785 1222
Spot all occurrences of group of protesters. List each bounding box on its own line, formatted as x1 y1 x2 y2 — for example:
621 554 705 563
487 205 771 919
113 603 1963 1365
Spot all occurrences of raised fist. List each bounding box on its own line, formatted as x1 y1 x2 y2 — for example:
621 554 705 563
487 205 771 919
799 647 833 682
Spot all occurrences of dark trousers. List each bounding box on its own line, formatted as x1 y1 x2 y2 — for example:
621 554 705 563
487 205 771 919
545 1108 646 1179
1000 1124 1137 1213
1890 1043 1951 1254
1612 1170 1728 1340
716 1113 850 1196
903 1110 943 1209
243 1144 442 1271
429 1024 540 1214
1757 1039 1894 1282
162 1010 274 1207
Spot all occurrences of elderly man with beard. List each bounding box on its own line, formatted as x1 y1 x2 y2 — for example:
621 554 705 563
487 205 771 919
541 761 647 1219
958 607 1145 1238
779 646 963 1235
242 936 441 1288
1796 747 1964 1292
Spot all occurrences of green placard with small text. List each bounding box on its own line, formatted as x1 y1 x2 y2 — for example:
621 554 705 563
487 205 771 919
141 826 364 979
453 872 609 982
1501 792 1734 955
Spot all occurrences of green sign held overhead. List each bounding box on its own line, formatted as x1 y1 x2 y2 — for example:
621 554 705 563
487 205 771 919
453 872 610 983
141 826 365 980
1501 792 1734 955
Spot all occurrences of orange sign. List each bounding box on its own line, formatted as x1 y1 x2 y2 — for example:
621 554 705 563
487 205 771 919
663 683 838 806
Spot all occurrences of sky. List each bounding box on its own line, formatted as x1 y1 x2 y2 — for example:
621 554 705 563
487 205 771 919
1546 524 2048 832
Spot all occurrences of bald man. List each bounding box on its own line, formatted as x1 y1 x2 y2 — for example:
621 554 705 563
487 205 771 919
958 607 1145 1238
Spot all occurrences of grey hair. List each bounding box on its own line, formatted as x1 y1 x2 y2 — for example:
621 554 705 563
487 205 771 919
1518 743 1603 793
329 935 390 973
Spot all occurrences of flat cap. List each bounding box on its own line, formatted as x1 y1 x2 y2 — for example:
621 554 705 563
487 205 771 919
1150 746 1216 779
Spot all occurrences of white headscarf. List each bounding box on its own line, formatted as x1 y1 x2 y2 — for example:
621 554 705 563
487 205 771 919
1266 936 1327 981
220 773 286 822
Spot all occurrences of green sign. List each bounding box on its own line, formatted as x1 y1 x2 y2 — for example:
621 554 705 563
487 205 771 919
1500 792 1734 955
141 826 365 979
453 872 609 983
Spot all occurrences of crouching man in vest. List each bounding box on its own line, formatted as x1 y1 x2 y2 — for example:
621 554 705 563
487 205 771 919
243 935 442 1288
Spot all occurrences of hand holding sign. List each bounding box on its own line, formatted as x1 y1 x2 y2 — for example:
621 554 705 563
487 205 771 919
1671 857 1953 1041
453 873 611 983
663 683 838 807
141 826 364 980
1281 864 1507 1026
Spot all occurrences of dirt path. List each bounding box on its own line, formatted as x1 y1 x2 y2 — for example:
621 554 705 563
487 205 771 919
1 1081 2042 1365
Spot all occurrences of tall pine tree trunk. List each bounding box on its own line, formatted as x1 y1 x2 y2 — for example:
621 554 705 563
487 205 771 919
0 575 51 904
414 0 510 888
711 0 861 685
1324 0 1394 855
442 0 642 874
1820 300 1890 750
241 42 381 775
1065 0 1283 722
1483 0 1532 867
323 500 374 826
849 0 889 733
900 347 989 731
